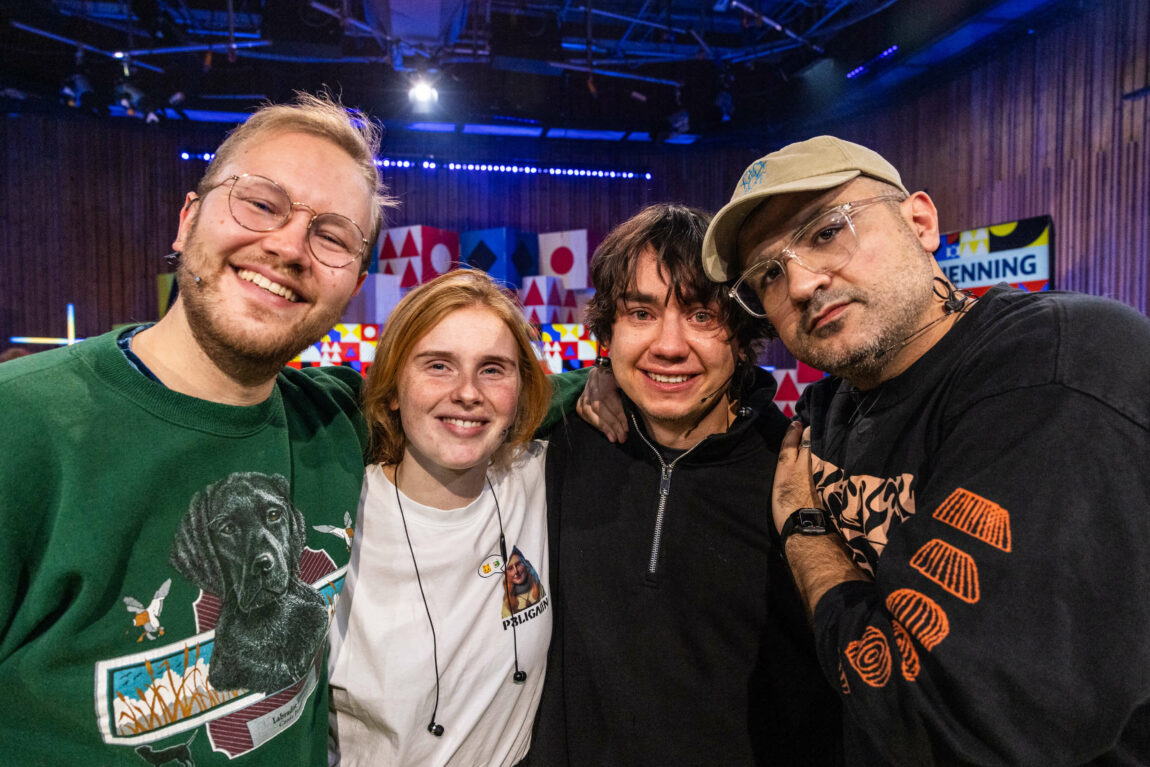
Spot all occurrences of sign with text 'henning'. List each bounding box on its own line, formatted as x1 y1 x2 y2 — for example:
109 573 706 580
934 215 1053 296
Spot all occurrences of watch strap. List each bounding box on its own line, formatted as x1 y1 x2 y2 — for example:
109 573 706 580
779 507 832 554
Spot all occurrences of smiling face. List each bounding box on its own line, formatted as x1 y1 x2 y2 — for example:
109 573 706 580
735 180 942 387
172 131 370 384
392 305 522 488
506 553 528 586
608 248 738 449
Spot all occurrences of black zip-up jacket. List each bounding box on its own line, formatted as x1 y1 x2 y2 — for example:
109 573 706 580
531 369 843 766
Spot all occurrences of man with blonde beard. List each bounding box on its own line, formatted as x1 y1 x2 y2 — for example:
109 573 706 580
0 93 392 764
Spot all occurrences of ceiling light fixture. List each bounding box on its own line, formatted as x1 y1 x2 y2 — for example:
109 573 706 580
408 79 438 104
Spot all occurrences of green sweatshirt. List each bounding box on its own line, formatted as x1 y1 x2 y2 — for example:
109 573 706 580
0 328 367 765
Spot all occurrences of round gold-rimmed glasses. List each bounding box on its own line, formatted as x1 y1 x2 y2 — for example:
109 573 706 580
200 173 368 269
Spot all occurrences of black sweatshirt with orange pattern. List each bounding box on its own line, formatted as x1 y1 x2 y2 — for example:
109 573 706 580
800 284 1150 766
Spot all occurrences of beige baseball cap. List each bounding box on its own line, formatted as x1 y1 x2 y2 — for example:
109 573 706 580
701 135 908 281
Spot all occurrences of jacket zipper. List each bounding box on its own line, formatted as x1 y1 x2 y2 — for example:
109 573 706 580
630 411 706 580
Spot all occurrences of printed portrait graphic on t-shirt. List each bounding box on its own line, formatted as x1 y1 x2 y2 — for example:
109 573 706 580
93 471 348 759
500 546 546 618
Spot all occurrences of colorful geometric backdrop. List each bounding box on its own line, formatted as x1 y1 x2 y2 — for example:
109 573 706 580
279 222 829 416
935 215 1053 295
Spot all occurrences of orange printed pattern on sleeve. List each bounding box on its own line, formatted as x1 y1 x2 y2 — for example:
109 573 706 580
910 539 981 603
844 626 892 688
891 620 921 682
933 488 1012 552
838 660 851 694
886 588 950 651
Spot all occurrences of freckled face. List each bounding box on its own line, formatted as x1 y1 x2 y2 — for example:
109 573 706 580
393 306 521 483
607 248 737 449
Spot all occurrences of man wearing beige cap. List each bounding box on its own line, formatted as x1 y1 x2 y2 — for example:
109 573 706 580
703 136 1150 764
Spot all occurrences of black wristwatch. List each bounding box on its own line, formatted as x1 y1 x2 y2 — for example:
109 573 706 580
779 507 832 552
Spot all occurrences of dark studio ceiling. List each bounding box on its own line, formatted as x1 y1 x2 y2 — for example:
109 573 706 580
1 0 1075 146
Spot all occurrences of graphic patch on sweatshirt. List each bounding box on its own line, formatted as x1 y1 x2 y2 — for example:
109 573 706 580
812 456 916 574
313 511 355 552
122 578 172 642
94 471 348 759
812 467 1016 693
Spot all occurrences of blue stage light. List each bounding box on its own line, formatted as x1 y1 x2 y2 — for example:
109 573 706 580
180 151 650 180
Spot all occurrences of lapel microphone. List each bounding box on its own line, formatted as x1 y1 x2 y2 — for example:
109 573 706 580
699 370 737 403
165 251 202 285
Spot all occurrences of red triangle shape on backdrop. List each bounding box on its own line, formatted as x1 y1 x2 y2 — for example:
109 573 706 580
523 281 545 306
380 234 398 262
382 261 394 275
780 403 795 418
547 282 563 306
1020 280 1049 292
401 231 420 259
774 371 801 401
563 290 577 307
401 260 419 288
797 361 826 384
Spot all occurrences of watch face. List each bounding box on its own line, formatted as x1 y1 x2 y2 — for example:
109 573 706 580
796 508 829 534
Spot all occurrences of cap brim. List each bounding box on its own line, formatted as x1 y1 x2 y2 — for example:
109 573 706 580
702 169 863 282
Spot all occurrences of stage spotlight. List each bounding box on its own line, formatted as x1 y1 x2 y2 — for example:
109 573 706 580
115 81 165 124
61 73 93 109
167 91 188 120
407 79 437 112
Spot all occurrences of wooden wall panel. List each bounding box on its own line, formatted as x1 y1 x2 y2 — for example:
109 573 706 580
834 0 1150 311
1 0 1147 356
0 113 216 344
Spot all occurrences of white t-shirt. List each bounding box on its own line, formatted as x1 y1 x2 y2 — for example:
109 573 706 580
329 442 550 767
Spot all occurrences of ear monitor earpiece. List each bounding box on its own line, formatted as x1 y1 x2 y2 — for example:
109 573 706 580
397 467 531 739
498 529 529 685
877 277 976 361
934 277 968 314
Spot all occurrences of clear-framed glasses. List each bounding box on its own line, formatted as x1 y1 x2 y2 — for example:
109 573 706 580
729 195 904 318
205 174 368 269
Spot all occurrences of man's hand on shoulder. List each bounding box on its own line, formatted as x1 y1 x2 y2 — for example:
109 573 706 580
576 365 628 443
774 421 870 617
